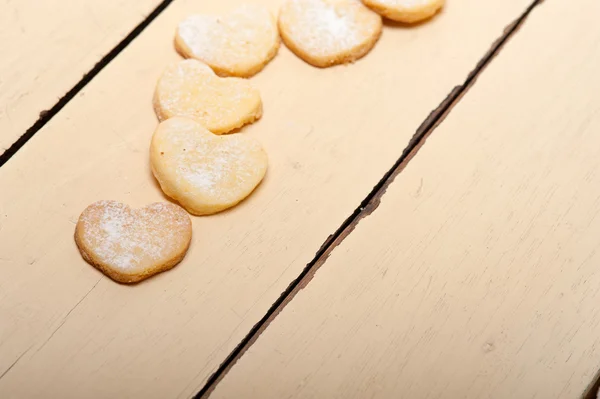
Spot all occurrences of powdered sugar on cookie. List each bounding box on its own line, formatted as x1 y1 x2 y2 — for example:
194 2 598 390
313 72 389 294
150 117 268 216
362 0 444 23
176 5 280 77
279 0 382 67
75 201 192 283
283 0 361 55
153 59 262 135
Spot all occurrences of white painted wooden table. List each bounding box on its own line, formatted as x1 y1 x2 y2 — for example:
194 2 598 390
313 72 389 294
2 0 599 398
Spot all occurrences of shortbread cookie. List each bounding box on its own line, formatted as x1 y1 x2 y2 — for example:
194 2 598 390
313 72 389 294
75 201 192 284
176 5 280 78
150 117 268 215
278 0 382 67
153 59 262 135
362 0 444 23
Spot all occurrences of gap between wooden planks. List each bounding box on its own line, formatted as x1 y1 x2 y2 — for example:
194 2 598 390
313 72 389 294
209 0 600 397
197 0 544 396
0 0 533 397
0 0 169 160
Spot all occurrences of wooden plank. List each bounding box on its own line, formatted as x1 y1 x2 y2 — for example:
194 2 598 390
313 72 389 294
209 0 600 398
0 0 533 397
0 0 163 154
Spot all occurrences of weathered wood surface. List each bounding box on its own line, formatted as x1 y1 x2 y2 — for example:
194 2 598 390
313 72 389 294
0 0 534 397
211 0 600 397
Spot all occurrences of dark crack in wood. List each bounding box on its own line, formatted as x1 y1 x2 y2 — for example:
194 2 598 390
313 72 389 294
193 1 546 397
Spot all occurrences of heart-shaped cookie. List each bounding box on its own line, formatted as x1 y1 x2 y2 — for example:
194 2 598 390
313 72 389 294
176 5 280 78
153 59 262 135
362 0 444 23
278 0 382 67
75 201 192 283
150 117 268 215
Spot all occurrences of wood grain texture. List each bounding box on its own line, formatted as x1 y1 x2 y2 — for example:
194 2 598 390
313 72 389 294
0 0 532 397
210 0 600 398
0 0 162 154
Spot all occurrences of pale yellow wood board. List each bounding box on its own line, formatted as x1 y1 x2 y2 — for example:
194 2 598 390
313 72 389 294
211 0 600 398
0 0 162 153
0 0 532 397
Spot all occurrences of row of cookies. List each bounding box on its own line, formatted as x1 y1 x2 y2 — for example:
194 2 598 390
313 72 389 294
75 0 445 284
75 63 269 283
177 0 445 75
151 0 447 216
